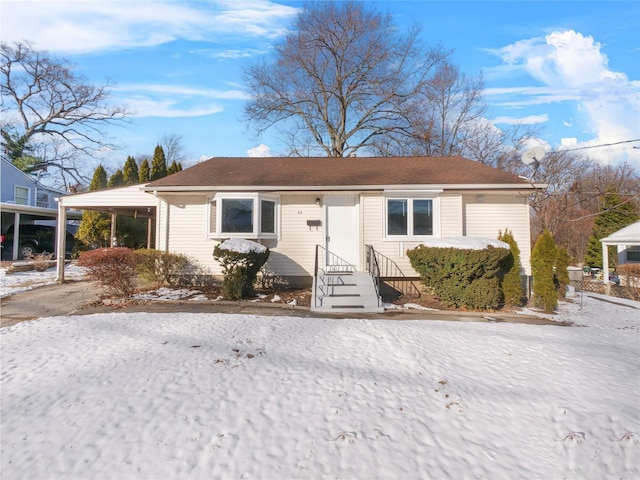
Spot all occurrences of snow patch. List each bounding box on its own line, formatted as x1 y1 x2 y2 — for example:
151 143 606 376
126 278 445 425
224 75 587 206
422 236 509 250
218 238 267 254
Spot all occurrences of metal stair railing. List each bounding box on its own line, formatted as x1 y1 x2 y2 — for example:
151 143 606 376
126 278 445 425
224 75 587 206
313 245 357 308
365 245 421 299
365 245 382 307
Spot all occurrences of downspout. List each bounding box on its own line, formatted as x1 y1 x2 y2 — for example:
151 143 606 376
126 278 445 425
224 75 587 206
56 201 67 283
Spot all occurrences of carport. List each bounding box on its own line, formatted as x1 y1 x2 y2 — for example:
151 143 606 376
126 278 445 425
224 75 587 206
601 220 640 294
55 185 159 282
1 203 83 260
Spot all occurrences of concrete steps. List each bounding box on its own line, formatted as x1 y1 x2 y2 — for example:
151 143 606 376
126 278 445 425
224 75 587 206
312 271 383 313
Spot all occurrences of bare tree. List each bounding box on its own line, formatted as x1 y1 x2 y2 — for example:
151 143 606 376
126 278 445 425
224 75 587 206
519 150 640 263
160 133 186 165
244 1 449 157
461 121 542 171
1 41 128 186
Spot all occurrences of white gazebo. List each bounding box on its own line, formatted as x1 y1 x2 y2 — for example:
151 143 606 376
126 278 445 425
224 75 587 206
600 220 640 293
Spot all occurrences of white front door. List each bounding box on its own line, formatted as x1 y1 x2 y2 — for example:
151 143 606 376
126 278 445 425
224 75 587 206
325 196 359 269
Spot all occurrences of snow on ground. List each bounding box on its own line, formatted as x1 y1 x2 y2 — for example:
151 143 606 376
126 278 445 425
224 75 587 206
1 270 639 479
0 263 87 298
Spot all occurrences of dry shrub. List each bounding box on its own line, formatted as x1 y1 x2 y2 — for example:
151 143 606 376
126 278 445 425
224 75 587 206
77 247 137 297
617 264 640 301
28 252 54 272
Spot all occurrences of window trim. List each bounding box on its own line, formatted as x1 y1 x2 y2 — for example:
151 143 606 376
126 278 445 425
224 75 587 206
383 192 440 240
208 193 279 239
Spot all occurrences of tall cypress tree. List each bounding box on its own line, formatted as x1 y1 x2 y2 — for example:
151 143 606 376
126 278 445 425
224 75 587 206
585 192 639 268
531 230 560 312
76 165 111 249
123 156 139 185
498 229 524 307
139 158 150 183
107 169 124 187
150 145 167 180
89 164 107 191
167 160 183 175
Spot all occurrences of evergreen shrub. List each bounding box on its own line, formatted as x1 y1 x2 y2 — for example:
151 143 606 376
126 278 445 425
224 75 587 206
497 229 525 307
531 230 559 312
407 245 510 310
213 241 270 300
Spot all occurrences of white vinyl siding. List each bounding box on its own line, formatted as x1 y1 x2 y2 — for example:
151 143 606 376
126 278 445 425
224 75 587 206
160 195 214 269
464 194 532 275
440 194 463 236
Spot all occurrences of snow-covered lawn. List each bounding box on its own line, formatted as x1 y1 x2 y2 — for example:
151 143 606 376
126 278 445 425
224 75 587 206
0 263 87 298
1 269 639 478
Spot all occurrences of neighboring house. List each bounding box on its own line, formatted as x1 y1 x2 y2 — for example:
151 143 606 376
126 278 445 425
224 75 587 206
1 158 81 260
601 221 640 287
56 156 540 312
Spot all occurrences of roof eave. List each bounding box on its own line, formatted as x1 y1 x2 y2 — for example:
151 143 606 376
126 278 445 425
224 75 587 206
143 183 541 193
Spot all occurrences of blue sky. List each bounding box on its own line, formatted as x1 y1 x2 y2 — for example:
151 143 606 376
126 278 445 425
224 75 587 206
2 0 639 176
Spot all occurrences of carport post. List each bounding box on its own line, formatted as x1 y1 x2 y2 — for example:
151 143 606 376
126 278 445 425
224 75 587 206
602 241 610 296
56 202 67 283
110 213 117 247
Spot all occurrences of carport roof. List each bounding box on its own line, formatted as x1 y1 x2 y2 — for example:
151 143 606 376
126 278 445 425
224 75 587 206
57 185 157 219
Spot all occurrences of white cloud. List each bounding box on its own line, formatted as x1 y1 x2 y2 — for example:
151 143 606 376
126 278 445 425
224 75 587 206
492 114 548 125
247 144 273 157
490 30 640 166
125 96 223 118
115 84 251 101
109 84 250 118
1 0 298 55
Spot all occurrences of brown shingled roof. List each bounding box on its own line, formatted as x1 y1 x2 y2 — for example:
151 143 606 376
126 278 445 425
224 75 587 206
145 156 531 189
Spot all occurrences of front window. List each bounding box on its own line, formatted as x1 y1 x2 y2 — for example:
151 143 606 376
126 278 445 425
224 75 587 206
209 194 278 238
14 186 29 205
386 198 435 237
221 198 253 233
627 246 640 262
260 199 275 234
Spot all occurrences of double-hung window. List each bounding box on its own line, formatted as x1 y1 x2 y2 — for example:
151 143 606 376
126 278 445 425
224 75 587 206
209 193 278 239
14 186 29 205
385 194 440 239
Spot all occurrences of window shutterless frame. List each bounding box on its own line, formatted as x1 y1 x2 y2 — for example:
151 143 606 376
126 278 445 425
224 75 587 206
207 193 278 239
384 193 440 240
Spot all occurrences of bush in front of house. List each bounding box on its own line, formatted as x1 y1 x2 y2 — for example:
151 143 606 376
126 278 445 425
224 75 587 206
133 249 190 287
617 264 640 301
497 229 525 307
77 247 137 297
530 230 564 312
407 245 510 310
213 239 270 300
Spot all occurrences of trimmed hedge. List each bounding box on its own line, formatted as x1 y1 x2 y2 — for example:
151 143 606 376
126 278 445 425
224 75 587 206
407 245 510 310
213 243 270 300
